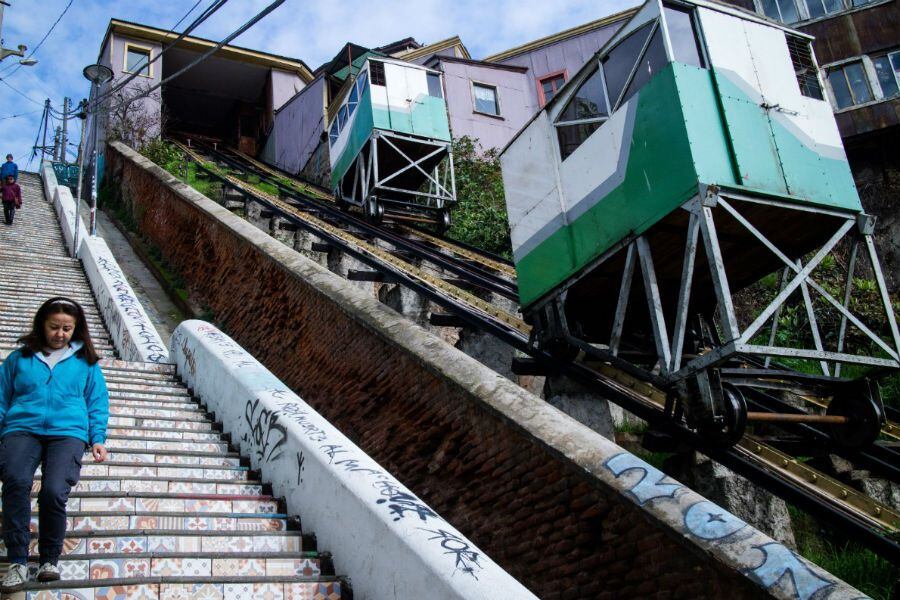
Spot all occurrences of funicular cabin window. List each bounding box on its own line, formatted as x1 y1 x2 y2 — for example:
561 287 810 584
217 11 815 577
473 83 500 116
427 73 443 98
827 61 873 108
786 35 823 99
125 46 151 77
873 52 900 99
602 21 654 108
348 81 359 117
620 26 667 106
663 4 704 68
370 61 386 86
554 66 608 160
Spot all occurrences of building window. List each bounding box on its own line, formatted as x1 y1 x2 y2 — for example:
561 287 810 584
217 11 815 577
427 72 443 98
873 52 900 99
761 0 801 23
369 61 386 86
664 4 704 68
827 61 873 108
472 82 500 116
786 34 824 99
804 0 843 18
538 71 566 106
124 44 151 77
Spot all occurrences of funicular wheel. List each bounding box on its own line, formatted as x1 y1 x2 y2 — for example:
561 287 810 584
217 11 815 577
825 379 885 449
364 197 385 224
682 370 747 447
435 209 452 236
697 382 747 447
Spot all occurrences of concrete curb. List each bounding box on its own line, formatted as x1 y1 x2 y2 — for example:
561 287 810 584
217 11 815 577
40 160 169 364
169 319 539 600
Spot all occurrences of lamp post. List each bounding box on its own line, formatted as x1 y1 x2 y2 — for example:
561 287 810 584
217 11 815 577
72 99 88 257
83 63 113 237
0 2 31 63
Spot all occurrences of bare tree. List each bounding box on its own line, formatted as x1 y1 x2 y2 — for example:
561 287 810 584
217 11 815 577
103 81 166 151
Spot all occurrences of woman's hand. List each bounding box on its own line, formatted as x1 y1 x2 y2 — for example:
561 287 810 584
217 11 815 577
92 444 108 463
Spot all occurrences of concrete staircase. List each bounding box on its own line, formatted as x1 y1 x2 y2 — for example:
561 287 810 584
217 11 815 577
0 173 343 598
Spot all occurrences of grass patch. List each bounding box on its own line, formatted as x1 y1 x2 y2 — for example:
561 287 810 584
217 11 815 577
788 506 897 599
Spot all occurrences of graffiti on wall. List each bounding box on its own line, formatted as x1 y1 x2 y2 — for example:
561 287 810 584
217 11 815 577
603 453 843 600
95 253 167 362
185 325 485 580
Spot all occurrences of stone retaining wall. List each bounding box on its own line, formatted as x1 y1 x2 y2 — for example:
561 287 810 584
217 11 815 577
106 141 862 600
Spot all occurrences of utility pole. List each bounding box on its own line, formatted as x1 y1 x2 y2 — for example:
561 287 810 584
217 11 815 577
52 126 61 161
61 97 70 163
40 99 50 160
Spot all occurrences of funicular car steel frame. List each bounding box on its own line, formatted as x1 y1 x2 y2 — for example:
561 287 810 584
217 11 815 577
500 0 897 447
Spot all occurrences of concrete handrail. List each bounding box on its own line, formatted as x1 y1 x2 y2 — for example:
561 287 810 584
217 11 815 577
40 161 169 363
169 319 538 600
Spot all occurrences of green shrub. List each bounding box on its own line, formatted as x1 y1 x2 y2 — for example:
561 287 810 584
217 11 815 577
445 136 512 259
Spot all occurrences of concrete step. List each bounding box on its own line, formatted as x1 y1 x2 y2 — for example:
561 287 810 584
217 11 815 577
1 552 326 580
60 464 252 482
38 530 308 556
5 512 289 533
105 426 222 442
26 478 263 496
4 493 279 515
103 437 230 453
80 451 242 468
0 576 341 598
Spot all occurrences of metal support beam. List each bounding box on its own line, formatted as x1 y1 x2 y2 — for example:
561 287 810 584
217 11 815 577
670 211 700 372
698 202 740 342
637 236 672 374
610 244 636 356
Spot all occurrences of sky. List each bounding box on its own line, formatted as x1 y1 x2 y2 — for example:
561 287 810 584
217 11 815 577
0 0 639 170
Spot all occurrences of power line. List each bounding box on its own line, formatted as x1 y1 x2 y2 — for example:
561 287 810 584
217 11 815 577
0 108 42 121
0 0 75 78
74 0 231 116
0 77 46 107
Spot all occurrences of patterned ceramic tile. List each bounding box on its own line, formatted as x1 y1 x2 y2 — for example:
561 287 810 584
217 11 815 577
122 480 167 493
160 583 223 600
217 484 263 496
234 500 279 513
154 455 200 465
211 558 265 576
135 498 184 512
27 589 96 600
252 535 300 552
86 538 118 554
63 537 87 555
58 559 89 579
200 535 252 553
94 584 159 600
185 499 230 513
238 518 286 531
109 466 156 478
169 482 216 494
80 480 121 492
117 536 148 553
89 558 150 579
81 497 135 512
151 557 211 577
266 558 320 577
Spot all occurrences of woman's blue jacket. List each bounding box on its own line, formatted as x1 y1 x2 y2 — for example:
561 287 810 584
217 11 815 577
0 342 109 445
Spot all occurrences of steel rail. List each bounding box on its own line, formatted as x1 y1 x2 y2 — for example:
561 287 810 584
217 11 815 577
216 144 519 281
200 143 519 301
172 139 900 564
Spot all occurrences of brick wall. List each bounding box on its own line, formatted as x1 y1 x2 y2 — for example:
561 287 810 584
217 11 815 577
104 142 799 599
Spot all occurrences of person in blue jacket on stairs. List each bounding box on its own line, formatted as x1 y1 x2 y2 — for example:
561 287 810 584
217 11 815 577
0 297 109 593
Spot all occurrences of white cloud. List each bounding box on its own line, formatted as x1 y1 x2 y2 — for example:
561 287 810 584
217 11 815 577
0 0 639 167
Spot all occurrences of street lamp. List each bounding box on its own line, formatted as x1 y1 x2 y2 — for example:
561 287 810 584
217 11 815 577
18 57 36 66
83 63 113 238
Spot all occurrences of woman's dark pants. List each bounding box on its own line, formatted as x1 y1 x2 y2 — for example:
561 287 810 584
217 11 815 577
1 433 85 565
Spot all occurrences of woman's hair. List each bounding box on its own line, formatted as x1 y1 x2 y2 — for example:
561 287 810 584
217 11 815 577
18 297 99 364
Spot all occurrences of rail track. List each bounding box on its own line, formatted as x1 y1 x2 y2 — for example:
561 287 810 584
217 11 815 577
169 137 900 563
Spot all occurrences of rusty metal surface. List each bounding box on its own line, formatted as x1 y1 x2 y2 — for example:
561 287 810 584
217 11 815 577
802 1 900 63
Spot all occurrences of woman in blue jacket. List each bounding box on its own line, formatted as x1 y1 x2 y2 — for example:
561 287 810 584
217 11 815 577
0 297 109 592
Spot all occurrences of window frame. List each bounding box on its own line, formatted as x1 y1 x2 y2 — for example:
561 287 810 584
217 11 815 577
754 0 891 24
470 80 502 117
536 70 568 107
872 50 900 100
826 58 874 109
123 42 153 78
